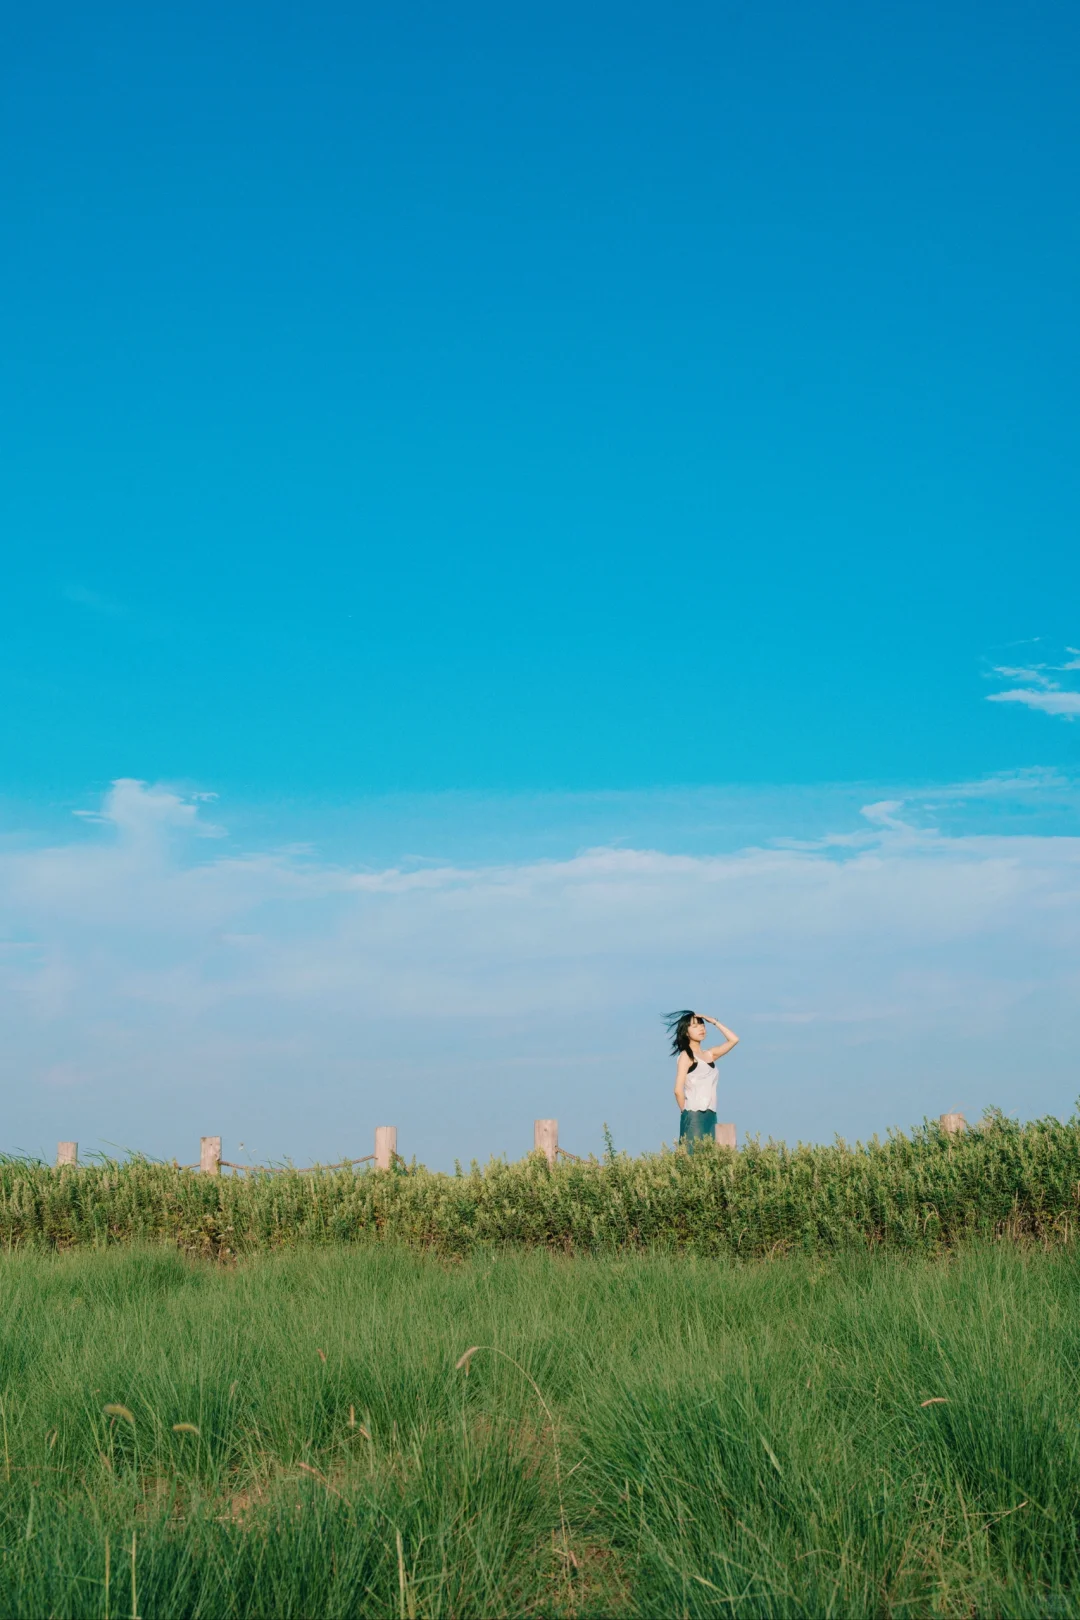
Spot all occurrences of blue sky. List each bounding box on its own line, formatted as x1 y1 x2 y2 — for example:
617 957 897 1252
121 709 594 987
2 1 1079 1166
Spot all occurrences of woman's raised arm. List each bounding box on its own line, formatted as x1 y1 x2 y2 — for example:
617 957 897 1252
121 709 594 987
703 1016 739 1059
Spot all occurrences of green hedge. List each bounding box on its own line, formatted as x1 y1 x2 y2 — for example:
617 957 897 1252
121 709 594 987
3 1109 1079 1257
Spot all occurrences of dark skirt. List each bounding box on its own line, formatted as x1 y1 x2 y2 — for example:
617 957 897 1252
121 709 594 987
680 1108 717 1148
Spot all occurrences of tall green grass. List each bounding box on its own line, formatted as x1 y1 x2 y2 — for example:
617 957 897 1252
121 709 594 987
0 1243 1078 1616
3 1108 1080 1257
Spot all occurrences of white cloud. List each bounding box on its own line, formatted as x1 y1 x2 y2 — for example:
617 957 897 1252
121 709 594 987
73 778 225 841
988 689 1080 717
985 644 1080 719
1 779 1078 1164
989 664 1055 685
925 767 1068 800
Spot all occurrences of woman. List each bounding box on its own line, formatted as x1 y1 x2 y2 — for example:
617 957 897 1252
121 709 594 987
664 1010 739 1148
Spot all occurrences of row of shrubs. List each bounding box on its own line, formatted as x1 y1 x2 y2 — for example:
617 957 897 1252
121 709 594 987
3 1108 1079 1258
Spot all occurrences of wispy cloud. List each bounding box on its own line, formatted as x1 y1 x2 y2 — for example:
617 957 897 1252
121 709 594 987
63 584 128 619
988 689 1080 717
985 643 1080 720
1 777 1078 1164
923 766 1069 801
990 666 1054 686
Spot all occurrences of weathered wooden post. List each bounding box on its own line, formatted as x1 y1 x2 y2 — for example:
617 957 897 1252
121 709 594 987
56 1141 78 1167
534 1119 558 1167
200 1136 221 1175
715 1122 737 1149
374 1126 397 1171
939 1112 967 1136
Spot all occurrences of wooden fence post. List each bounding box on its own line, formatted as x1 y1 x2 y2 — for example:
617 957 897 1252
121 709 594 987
715 1123 737 1149
200 1136 221 1175
56 1141 78 1167
939 1112 967 1136
534 1119 558 1167
374 1126 397 1171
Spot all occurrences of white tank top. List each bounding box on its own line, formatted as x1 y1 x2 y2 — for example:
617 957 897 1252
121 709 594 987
683 1058 717 1112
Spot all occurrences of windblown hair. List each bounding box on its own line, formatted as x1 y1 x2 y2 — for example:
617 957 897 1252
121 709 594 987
663 1009 700 1072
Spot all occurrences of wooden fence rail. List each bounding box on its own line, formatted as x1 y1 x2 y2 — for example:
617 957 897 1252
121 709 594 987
50 1113 967 1171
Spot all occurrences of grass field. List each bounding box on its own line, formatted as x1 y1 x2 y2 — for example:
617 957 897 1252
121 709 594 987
0 1244 1078 1617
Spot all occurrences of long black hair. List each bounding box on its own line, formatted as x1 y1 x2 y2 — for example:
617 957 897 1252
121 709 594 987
663 1009 700 1072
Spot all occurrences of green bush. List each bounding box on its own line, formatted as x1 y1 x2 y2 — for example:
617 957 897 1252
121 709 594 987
3 1107 1079 1256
